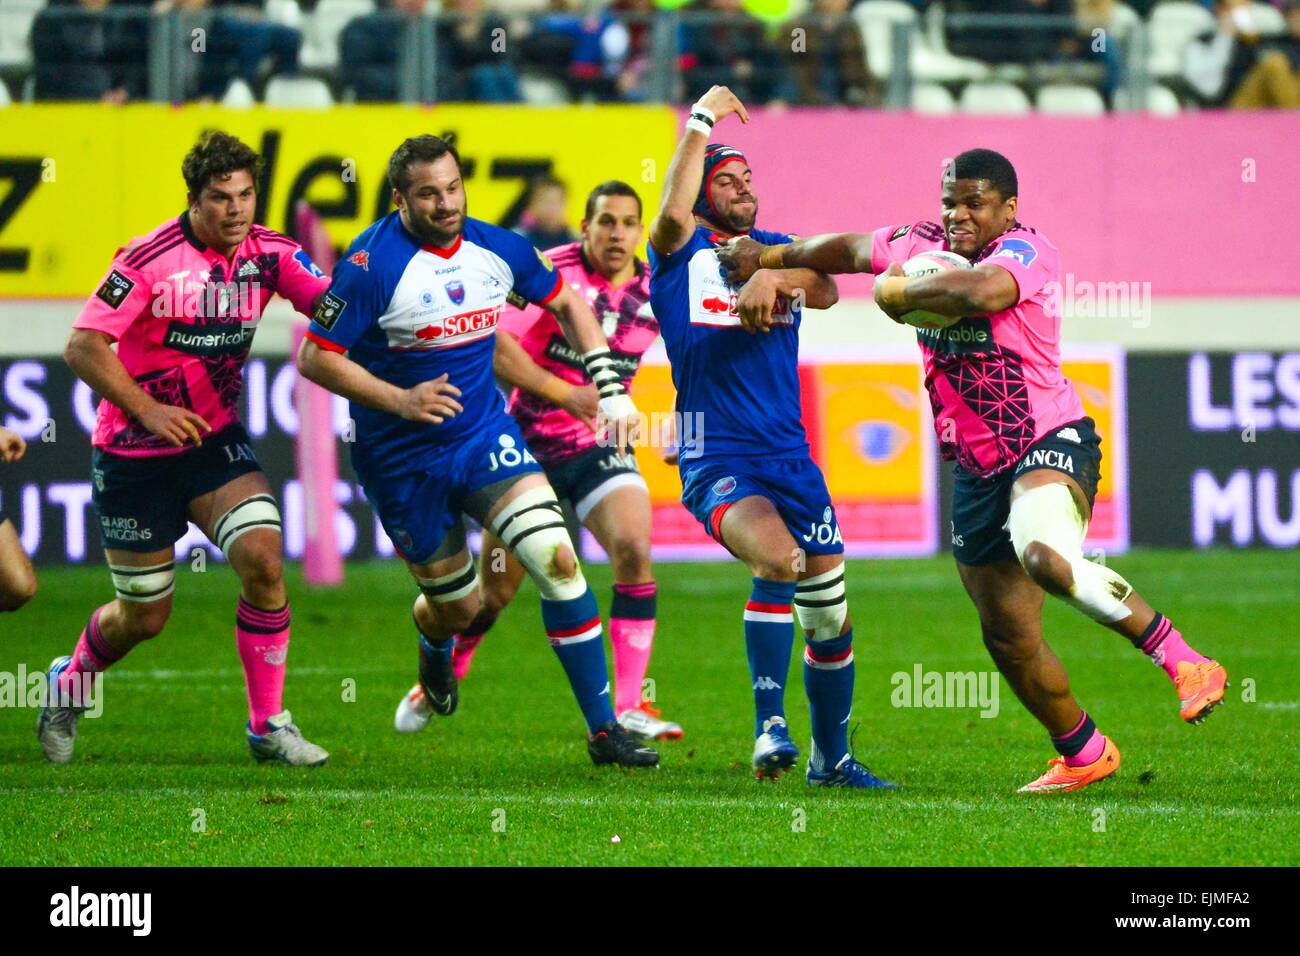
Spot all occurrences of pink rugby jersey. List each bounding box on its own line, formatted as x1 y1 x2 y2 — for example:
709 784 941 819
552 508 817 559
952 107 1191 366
73 213 329 457
500 242 659 463
871 220 1084 479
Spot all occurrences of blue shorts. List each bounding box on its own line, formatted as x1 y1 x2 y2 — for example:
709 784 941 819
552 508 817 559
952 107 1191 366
355 413 543 565
680 455 844 557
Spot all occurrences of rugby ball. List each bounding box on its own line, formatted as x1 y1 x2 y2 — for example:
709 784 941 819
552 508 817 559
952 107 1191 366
899 250 972 329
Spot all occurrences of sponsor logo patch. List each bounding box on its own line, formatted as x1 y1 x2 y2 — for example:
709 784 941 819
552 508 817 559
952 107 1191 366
413 305 501 343
313 291 346 330
989 237 1038 268
915 317 994 355
293 249 325 278
535 248 554 271
712 475 738 497
347 250 370 271
95 270 135 309
889 224 911 242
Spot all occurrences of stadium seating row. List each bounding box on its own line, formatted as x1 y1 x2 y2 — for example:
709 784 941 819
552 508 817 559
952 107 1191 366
0 0 1290 110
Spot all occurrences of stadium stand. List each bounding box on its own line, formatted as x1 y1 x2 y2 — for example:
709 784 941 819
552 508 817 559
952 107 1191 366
3 0 1298 111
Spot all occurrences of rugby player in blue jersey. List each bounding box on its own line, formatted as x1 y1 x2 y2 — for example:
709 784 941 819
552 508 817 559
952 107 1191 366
297 135 658 768
647 87 896 787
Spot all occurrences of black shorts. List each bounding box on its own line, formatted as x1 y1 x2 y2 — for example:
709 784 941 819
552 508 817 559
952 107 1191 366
542 445 646 521
91 423 264 554
951 417 1102 566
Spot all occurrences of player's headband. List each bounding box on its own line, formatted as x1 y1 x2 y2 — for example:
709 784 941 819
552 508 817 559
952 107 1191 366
694 145 750 229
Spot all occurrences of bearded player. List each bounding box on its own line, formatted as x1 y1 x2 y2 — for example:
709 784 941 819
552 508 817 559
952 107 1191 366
0 425 38 613
720 148 1227 794
39 131 331 765
298 136 658 768
395 180 683 741
648 86 895 787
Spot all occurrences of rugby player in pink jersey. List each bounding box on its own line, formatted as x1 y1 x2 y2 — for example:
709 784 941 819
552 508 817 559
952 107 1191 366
394 181 684 741
0 425 38 613
37 131 332 766
720 148 1226 794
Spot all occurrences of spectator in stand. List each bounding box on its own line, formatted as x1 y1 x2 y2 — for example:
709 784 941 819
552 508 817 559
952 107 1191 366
681 0 785 105
610 0 678 100
1227 0 1300 106
340 0 521 102
152 0 304 99
526 0 632 101
945 0 1077 66
513 177 577 250
1183 0 1297 107
439 0 523 101
339 0 420 102
783 0 877 106
32 0 150 102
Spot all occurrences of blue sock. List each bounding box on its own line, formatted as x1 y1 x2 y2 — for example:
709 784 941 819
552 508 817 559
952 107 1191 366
745 578 796 736
804 629 854 771
418 631 451 664
541 589 615 733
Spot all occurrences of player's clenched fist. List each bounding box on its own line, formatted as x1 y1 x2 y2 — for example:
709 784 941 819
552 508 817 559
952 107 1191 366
694 85 751 126
595 393 642 450
736 270 782 335
137 402 213 448
717 235 767 284
0 425 27 463
561 383 601 432
399 373 464 425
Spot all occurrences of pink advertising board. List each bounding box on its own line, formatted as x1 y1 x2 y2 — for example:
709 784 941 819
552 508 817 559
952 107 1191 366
679 110 1298 298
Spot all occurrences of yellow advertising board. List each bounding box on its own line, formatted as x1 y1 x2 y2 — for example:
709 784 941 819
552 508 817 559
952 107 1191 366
0 104 678 297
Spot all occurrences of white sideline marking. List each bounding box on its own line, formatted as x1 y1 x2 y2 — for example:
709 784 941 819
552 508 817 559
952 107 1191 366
1257 701 1299 710
3 788 1295 819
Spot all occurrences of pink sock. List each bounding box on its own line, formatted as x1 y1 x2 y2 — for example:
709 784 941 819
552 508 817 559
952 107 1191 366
58 605 122 706
610 581 657 716
1140 615 1208 681
1065 728 1106 767
236 597 290 735
1053 711 1107 767
451 633 483 681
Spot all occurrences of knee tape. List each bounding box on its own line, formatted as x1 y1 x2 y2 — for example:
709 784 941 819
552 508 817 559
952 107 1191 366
110 561 175 604
212 494 282 555
794 566 848 643
1007 483 1132 624
489 486 586 601
415 555 478 604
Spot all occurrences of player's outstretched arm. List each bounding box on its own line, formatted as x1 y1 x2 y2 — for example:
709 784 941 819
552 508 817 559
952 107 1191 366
65 329 212 448
493 331 598 429
649 85 750 257
720 232 874 283
297 338 464 426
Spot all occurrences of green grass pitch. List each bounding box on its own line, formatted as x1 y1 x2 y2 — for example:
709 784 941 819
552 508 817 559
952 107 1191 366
1 549 1296 866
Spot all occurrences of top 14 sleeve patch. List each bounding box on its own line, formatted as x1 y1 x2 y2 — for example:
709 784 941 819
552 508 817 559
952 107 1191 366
95 270 136 309
313 291 346 330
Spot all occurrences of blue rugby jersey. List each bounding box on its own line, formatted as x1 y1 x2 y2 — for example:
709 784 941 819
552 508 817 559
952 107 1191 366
306 212 563 471
648 225 808 461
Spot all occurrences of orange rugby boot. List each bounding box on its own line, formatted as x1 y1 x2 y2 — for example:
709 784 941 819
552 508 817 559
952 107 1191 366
1017 736 1120 794
1175 659 1228 724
